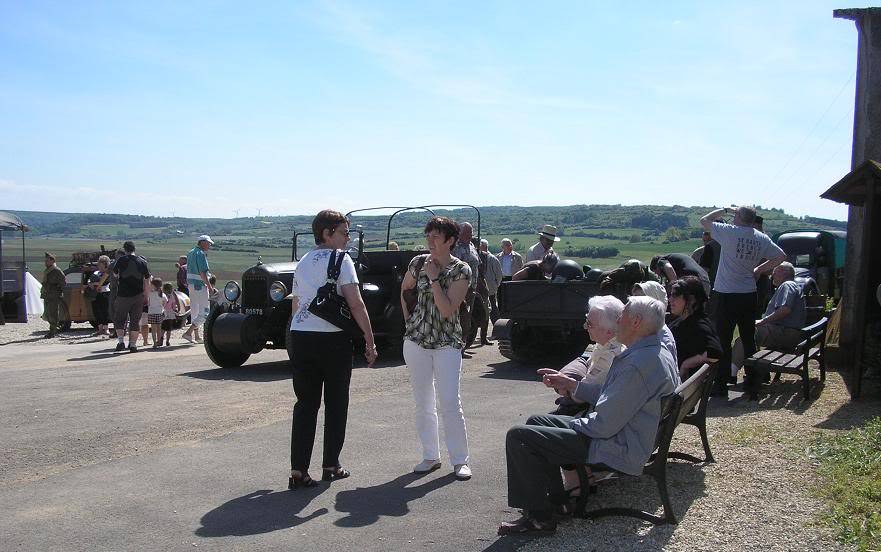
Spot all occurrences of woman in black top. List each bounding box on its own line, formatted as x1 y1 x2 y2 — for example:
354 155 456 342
668 276 722 379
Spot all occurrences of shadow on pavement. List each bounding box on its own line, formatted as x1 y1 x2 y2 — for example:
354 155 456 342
179 360 292 382
333 472 457 527
67 351 129 361
196 487 328 537
706 379 819 418
480 360 541 382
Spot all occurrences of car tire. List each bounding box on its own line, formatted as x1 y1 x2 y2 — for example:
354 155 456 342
204 304 250 368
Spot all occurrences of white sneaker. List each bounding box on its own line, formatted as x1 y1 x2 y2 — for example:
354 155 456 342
182 333 195 344
454 464 472 480
413 459 441 474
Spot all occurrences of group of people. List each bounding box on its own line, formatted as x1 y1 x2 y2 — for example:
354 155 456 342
41 235 219 352
286 206 807 538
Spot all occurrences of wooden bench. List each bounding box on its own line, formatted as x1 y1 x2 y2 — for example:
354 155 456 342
573 362 718 525
742 317 828 401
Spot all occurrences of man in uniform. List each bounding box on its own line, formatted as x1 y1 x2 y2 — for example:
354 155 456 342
41 253 66 338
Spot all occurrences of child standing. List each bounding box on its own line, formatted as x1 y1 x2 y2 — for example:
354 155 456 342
147 277 167 349
161 282 177 346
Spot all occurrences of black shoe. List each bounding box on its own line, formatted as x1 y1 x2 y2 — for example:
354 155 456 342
44 333 56 339
115 342 126 352
480 338 492 346
128 345 139 353
288 472 318 490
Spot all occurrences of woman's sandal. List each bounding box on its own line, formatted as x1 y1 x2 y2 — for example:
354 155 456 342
288 471 318 490
321 465 351 482
497 515 557 536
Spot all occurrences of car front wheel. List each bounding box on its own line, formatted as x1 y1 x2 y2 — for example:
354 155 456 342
204 305 250 368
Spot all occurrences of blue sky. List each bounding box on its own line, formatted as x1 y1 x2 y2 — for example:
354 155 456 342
0 1 871 220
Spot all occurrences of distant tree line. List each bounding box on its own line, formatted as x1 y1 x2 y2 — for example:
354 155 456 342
563 245 620 258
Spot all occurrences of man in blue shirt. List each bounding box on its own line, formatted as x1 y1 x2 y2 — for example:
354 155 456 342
182 235 215 343
498 297 679 535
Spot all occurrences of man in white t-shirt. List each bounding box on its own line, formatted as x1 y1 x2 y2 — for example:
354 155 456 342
700 205 786 396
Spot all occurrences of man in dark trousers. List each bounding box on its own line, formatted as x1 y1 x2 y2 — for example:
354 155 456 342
41 253 66 338
700 206 786 396
111 241 151 353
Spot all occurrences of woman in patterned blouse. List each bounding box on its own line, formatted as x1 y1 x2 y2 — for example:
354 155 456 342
400 216 473 481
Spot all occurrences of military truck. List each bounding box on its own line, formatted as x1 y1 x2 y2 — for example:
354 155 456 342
204 205 481 368
491 259 654 363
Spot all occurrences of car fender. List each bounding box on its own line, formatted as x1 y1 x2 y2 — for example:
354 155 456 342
492 318 514 340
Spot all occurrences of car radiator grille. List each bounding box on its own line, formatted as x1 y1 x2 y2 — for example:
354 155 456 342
242 274 267 309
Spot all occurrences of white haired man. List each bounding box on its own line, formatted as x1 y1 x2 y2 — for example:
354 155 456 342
700 206 786 396
732 262 806 393
497 238 524 282
542 295 626 416
498 297 679 535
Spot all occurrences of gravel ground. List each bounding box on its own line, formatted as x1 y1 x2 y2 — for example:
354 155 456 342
509 365 881 552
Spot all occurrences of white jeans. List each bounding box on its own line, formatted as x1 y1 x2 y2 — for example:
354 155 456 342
404 339 470 465
189 286 210 326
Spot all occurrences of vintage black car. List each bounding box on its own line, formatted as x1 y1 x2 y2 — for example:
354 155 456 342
204 206 481 368
774 229 847 299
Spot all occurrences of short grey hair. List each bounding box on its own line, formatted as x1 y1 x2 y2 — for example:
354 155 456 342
588 295 625 332
624 296 666 335
480 238 489 247
777 261 796 280
737 206 757 224
501 238 512 247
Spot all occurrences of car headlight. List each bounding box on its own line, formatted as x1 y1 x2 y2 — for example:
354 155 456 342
269 281 288 302
224 281 241 302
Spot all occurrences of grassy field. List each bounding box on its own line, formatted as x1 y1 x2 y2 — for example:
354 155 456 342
22 231 701 283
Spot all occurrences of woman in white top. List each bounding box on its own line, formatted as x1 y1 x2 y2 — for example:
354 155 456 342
288 210 377 489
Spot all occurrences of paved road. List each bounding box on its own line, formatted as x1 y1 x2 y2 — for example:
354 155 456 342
0 336 560 551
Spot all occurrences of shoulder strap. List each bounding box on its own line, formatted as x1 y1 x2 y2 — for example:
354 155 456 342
415 255 427 275
325 250 346 282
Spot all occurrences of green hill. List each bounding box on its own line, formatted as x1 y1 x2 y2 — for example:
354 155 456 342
9 205 845 281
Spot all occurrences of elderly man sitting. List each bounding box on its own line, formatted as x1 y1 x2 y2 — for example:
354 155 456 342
498 297 680 535
550 295 625 416
732 262 806 385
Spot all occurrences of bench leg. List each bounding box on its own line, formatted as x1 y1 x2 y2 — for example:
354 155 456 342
802 362 811 400
654 466 678 525
698 418 715 463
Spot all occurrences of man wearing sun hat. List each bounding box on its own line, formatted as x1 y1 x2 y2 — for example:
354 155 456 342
182 235 216 343
526 225 560 263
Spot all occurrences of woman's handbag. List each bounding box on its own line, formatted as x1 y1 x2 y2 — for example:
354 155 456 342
307 250 360 336
402 255 427 314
